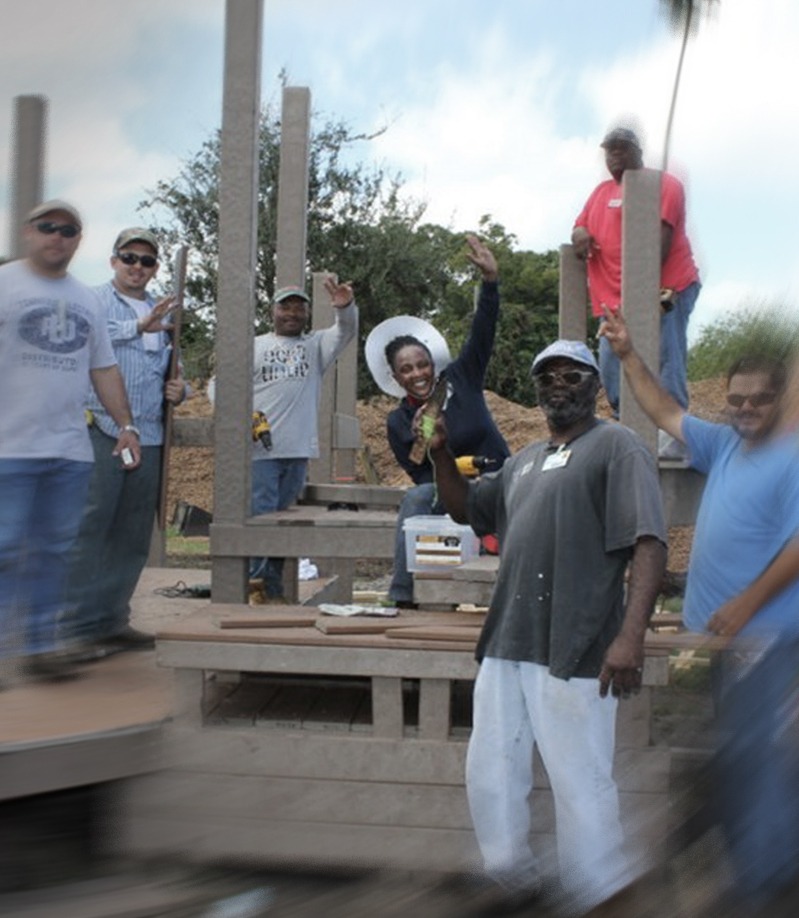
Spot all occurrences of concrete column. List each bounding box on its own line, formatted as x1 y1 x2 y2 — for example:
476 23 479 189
9 95 47 258
275 86 310 290
620 168 661 453
210 0 263 602
558 243 588 342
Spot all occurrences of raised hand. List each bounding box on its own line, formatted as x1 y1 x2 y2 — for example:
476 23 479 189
324 275 355 309
465 234 498 282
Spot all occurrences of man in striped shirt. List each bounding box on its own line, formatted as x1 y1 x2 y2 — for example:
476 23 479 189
62 228 186 659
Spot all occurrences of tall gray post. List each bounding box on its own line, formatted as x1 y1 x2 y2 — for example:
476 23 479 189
620 168 661 453
558 243 588 341
275 87 310 290
210 0 263 602
9 95 47 258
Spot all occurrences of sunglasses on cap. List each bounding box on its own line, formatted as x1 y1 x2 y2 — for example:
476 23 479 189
116 251 157 268
35 221 80 238
726 391 777 409
533 368 596 387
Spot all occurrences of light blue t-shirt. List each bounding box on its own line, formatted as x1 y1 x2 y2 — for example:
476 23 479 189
682 416 799 636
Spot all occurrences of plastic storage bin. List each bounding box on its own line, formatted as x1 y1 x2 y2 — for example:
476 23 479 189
403 515 480 572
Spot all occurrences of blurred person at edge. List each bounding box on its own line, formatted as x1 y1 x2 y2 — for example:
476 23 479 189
426 338 666 914
61 227 186 661
0 201 140 683
602 307 799 914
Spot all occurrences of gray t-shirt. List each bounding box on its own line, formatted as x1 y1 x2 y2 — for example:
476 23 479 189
252 303 358 460
467 420 666 679
0 260 116 462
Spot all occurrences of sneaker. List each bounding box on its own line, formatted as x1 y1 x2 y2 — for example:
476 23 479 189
63 641 109 664
100 626 156 654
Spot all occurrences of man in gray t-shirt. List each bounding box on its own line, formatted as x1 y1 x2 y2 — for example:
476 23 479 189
429 339 666 913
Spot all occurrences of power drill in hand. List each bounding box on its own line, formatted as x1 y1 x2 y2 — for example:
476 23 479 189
251 411 272 450
455 455 496 477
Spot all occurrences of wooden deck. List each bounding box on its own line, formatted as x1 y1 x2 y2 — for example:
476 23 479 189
0 568 215 801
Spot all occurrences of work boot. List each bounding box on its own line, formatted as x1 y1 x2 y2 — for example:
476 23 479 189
23 651 81 682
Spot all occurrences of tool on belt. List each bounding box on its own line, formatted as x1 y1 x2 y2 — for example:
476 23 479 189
251 411 272 450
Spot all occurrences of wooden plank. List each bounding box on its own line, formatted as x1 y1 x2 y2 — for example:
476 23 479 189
122 811 480 872
218 613 318 629
414 578 493 607
125 771 473 830
0 726 165 801
372 676 404 739
165 726 469 784
300 482 404 509
385 625 481 644
313 611 481 635
314 617 402 635
211 518 396 560
419 678 451 741
157 637 480 679
157 244 188 529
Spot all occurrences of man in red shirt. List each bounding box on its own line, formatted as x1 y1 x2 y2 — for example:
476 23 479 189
572 127 700 442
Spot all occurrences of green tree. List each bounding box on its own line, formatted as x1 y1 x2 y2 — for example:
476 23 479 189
139 100 560 400
688 302 799 381
139 103 433 380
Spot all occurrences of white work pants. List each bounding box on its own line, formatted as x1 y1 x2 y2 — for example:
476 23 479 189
466 657 633 910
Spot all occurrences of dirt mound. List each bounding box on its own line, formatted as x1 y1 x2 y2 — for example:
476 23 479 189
168 378 727 570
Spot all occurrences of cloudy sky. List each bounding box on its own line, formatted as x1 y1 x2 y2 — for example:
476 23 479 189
0 0 796 340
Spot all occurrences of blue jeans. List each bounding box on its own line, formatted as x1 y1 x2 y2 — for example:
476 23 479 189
710 638 799 907
388 483 443 603
250 457 308 597
599 281 700 413
61 426 161 643
0 457 92 657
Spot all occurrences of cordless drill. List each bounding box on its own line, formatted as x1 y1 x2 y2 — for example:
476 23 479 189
251 411 272 450
455 456 496 477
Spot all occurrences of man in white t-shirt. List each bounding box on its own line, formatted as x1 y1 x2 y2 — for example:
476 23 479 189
0 201 140 682
63 227 186 660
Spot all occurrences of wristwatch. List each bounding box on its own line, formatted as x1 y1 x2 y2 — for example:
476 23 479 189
121 424 141 438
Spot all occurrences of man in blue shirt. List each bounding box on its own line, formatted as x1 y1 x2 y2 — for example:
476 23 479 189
63 228 186 659
601 308 799 911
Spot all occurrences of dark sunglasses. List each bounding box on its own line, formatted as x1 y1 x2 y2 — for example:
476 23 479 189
116 251 157 268
726 392 777 409
35 221 80 238
534 368 596 387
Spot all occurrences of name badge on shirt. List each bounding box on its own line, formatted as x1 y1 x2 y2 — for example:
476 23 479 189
542 447 571 471
608 197 622 208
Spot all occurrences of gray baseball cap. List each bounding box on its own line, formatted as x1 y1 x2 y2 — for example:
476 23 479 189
113 227 159 255
531 340 599 375
27 199 83 229
274 285 310 305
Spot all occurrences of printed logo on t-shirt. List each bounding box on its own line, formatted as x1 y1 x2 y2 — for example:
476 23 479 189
259 341 310 383
18 300 91 354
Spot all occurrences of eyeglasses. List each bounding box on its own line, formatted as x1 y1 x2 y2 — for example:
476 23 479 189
534 368 597 387
726 392 777 409
35 221 80 238
116 251 157 268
